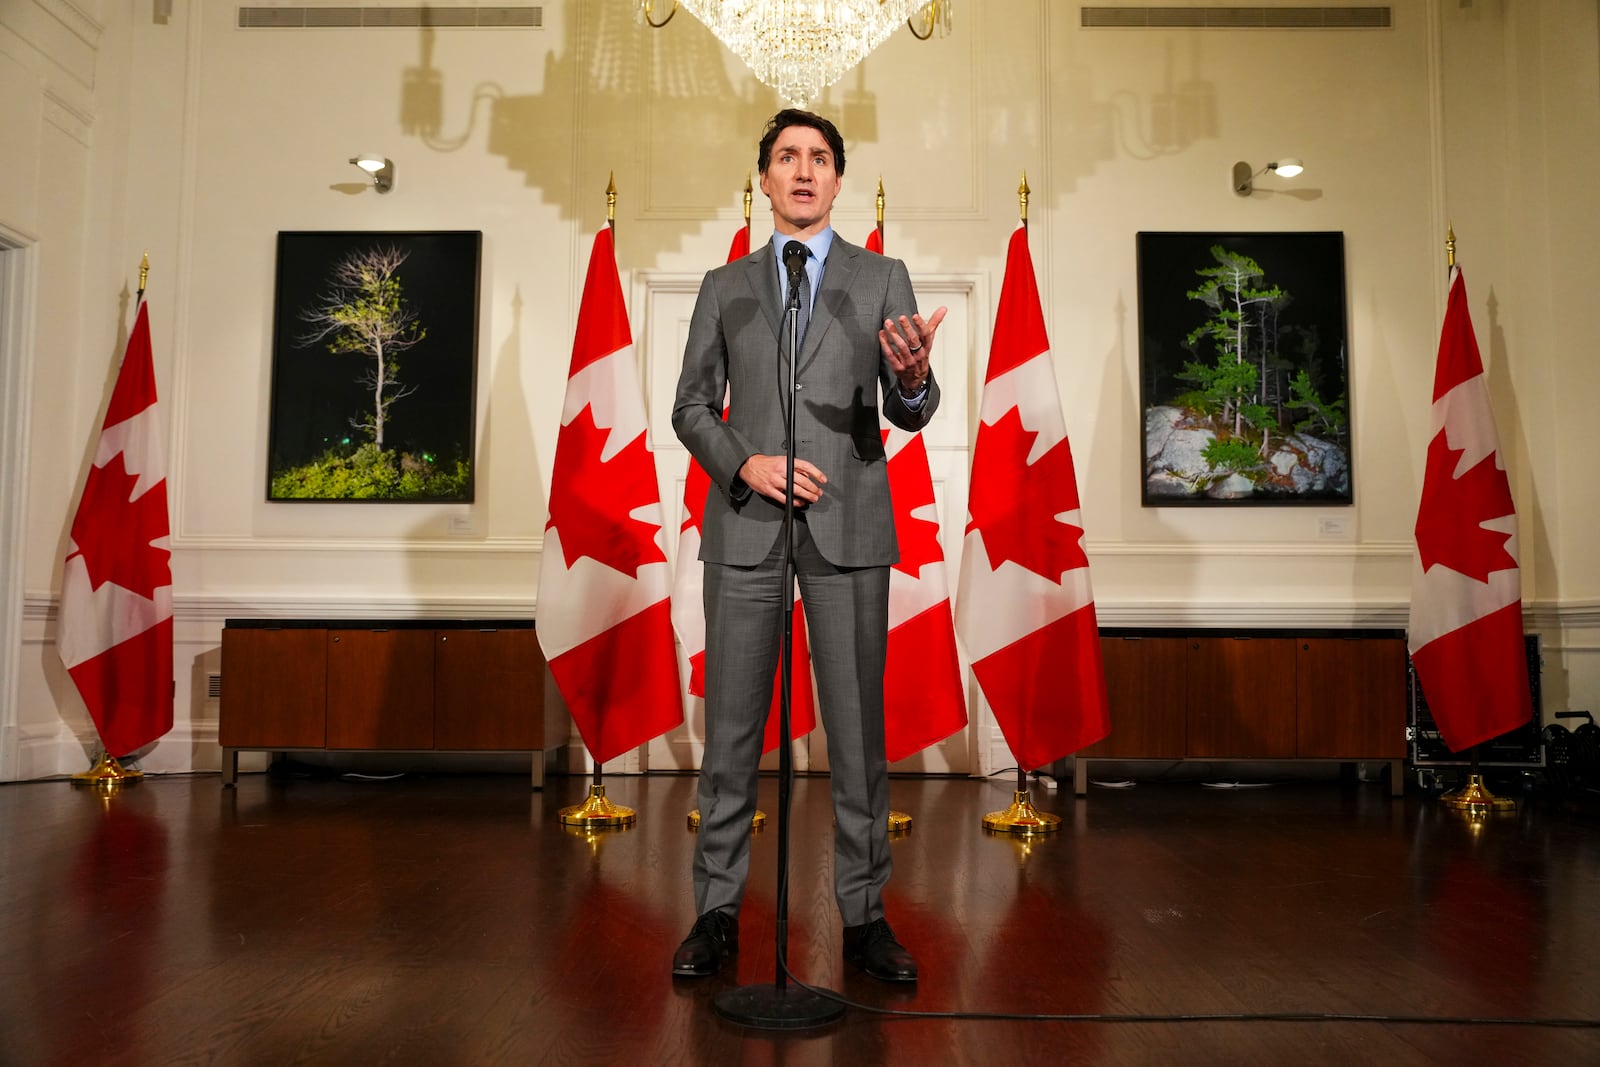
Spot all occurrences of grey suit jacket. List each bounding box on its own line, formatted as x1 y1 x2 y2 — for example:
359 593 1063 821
672 236 939 569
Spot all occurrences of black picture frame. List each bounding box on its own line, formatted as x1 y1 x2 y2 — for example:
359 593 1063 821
266 230 481 502
1137 231 1351 507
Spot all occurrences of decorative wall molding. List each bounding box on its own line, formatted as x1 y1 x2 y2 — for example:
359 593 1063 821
1081 6 1392 30
40 0 104 47
1085 539 1413 559
236 6 543 30
170 532 543 554
21 591 1598 633
41 86 92 145
22 592 537 626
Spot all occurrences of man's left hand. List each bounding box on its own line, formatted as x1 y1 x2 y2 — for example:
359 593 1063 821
881 307 948 395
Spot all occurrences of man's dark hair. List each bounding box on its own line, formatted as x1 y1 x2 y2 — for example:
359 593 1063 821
757 109 846 176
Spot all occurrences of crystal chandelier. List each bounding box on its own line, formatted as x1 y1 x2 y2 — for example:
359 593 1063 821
645 1 939 109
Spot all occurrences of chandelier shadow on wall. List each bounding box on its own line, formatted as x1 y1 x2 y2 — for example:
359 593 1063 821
640 0 952 108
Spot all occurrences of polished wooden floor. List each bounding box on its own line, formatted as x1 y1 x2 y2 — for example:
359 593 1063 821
2 769 1598 1065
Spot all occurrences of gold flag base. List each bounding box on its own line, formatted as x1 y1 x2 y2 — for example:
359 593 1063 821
558 784 636 829
1439 774 1517 816
686 808 767 831
983 790 1060 835
70 753 142 794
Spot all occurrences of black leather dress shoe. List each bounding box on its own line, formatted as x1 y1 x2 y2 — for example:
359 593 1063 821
672 910 738 977
843 918 918 983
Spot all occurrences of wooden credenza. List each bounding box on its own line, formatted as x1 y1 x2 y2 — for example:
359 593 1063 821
1073 629 1408 795
220 619 549 788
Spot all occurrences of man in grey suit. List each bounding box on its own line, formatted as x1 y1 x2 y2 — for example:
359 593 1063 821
670 109 945 983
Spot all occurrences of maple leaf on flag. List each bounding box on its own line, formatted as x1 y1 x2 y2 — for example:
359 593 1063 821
966 407 1087 582
547 405 668 577
884 430 942 578
66 452 172 599
681 461 710 538
1415 430 1517 582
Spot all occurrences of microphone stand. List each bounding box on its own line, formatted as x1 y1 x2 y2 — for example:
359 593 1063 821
713 260 844 1030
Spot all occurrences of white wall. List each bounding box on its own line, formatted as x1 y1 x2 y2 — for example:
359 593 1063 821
3 0 1597 778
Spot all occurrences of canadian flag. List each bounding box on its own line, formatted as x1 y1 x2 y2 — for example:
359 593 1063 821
1408 265 1532 751
882 427 967 761
955 225 1109 771
669 222 817 753
58 301 174 756
538 226 682 765
869 219 966 762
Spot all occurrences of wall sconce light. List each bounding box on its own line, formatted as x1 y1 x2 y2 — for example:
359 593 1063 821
1232 157 1303 197
350 153 394 194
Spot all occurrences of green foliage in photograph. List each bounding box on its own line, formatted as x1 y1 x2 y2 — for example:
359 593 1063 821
1287 368 1348 439
1201 438 1264 479
270 443 470 500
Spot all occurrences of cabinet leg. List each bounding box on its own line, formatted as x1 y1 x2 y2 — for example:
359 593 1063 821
530 751 545 791
222 748 238 788
1074 757 1089 796
1389 759 1404 796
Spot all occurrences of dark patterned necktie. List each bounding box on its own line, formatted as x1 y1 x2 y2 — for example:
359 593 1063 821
794 263 811 356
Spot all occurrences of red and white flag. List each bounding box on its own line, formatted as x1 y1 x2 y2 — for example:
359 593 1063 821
538 226 682 765
669 222 816 753
1408 266 1531 751
58 301 174 756
882 427 967 761
955 226 1108 771
868 219 966 761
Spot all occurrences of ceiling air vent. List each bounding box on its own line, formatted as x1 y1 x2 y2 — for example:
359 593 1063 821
238 6 542 29
1081 6 1391 29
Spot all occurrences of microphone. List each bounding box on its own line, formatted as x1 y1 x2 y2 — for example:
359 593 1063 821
782 240 807 306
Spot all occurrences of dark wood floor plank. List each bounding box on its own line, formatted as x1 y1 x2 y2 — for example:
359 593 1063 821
1 772 1597 1065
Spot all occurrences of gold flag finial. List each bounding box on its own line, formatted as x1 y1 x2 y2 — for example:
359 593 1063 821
875 176 885 229
606 172 617 226
1019 171 1030 226
742 172 752 226
138 251 149 292
1446 225 1456 269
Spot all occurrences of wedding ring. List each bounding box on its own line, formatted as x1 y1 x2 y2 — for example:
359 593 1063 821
908 343 922 352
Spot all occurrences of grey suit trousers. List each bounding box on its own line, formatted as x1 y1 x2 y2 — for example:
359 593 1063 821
693 517 892 927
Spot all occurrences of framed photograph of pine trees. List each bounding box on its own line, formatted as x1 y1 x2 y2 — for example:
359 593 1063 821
1136 231 1351 506
266 231 481 502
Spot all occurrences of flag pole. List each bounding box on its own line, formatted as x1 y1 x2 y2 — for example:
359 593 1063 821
71 253 156 795
982 172 1062 836
870 178 912 834
559 173 639 831
874 176 885 250
1433 225 1516 817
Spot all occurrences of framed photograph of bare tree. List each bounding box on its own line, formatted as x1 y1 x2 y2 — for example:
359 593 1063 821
266 230 481 502
1137 231 1351 506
